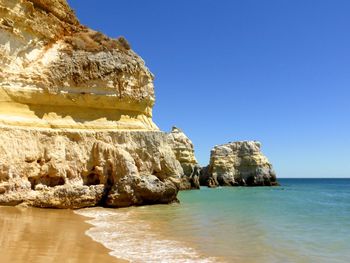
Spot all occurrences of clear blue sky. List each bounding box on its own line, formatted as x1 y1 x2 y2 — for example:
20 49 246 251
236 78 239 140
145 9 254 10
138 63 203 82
68 0 350 178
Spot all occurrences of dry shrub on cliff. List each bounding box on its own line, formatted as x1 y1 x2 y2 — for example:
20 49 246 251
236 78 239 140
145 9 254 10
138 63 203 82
116 36 131 50
65 31 99 51
65 29 131 52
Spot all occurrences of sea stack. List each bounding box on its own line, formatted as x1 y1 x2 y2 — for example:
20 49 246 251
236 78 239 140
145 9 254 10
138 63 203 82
167 127 201 190
0 0 193 208
200 141 278 187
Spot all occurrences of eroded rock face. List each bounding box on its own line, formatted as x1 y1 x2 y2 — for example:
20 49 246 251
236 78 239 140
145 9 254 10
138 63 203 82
167 127 200 189
0 0 156 130
0 0 185 208
0 128 182 208
200 141 277 187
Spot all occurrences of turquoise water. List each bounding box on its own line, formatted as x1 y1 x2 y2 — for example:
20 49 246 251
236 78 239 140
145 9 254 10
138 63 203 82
77 179 350 262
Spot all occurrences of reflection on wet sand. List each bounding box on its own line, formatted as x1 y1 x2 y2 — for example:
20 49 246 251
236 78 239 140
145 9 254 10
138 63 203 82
0 206 125 263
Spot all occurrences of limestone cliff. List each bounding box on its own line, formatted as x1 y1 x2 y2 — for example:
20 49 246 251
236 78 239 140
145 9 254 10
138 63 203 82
167 127 200 189
0 0 156 130
0 0 187 208
200 141 277 187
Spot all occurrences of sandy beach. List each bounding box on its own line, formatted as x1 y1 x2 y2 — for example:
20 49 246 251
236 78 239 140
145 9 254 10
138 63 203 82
0 206 125 263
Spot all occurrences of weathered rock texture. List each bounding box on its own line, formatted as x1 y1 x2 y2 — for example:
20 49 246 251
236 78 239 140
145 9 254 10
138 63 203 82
0 0 156 130
0 0 192 208
167 127 200 189
0 128 182 208
200 141 277 187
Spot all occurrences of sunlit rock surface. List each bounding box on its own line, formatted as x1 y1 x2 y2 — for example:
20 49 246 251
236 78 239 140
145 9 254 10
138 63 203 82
167 127 200 189
200 141 278 187
0 0 188 208
0 0 156 130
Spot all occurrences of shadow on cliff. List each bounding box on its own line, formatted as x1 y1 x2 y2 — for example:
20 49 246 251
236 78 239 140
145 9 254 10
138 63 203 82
28 104 145 125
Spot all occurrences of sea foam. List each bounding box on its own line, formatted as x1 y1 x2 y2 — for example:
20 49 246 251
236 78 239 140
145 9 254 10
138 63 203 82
75 207 218 263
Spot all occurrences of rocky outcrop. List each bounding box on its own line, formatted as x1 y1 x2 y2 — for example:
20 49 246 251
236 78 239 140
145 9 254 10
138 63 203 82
0 0 185 208
200 141 277 187
0 1 279 208
167 127 200 189
0 128 182 208
0 0 156 130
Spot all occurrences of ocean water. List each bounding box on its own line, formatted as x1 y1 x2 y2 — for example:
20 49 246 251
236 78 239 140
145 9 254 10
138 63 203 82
76 179 350 263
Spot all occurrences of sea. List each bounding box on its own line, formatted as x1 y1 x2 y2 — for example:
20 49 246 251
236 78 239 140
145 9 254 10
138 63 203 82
76 179 350 263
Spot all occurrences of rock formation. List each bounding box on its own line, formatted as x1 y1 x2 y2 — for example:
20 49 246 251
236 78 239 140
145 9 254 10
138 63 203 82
0 1 279 208
200 141 277 187
0 0 191 208
0 0 156 130
167 127 200 189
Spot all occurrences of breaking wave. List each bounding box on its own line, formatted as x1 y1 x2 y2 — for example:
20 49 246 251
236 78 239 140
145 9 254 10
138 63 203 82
75 207 218 263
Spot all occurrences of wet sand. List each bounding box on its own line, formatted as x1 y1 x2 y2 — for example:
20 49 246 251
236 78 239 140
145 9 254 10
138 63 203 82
0 206 126 263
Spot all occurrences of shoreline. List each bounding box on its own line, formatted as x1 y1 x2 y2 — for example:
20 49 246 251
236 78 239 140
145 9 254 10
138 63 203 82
75 206 221 262
0 206 126 263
